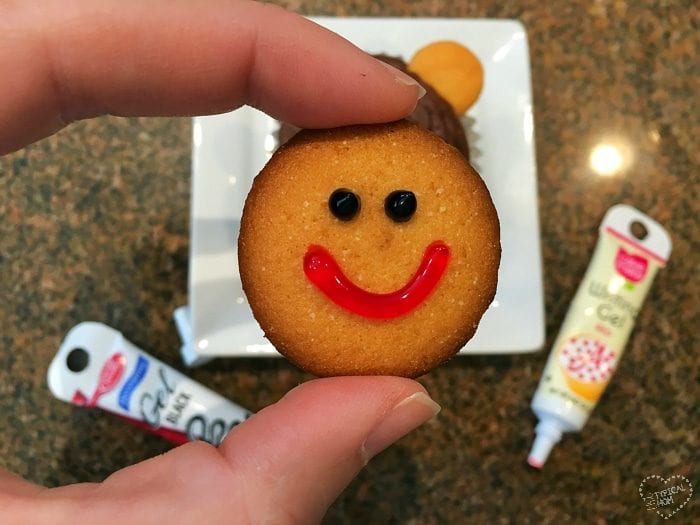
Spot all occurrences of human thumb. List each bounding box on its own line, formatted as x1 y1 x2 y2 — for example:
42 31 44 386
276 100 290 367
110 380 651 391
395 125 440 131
11 377 439 525
218 376 440 523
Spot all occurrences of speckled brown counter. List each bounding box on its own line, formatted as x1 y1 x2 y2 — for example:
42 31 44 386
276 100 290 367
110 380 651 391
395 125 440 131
0 1 697 523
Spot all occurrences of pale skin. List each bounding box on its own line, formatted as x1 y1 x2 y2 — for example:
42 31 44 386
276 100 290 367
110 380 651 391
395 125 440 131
0 1 441 523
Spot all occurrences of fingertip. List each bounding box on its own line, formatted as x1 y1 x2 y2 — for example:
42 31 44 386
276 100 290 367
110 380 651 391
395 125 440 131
247 28 425 128
377 59 426 100
280 375 428 404
361 390 440 463
217 376 436 523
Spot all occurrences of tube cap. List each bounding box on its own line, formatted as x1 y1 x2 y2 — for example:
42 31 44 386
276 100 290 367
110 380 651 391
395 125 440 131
173 306 213 367
528 433 556 468
527 418 564 469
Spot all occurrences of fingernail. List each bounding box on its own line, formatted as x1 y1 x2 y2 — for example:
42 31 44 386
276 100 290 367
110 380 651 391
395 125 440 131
379 61 427 99
361 392 441 463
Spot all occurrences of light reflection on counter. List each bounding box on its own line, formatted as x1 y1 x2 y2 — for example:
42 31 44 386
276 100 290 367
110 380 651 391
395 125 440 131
589 137 634 177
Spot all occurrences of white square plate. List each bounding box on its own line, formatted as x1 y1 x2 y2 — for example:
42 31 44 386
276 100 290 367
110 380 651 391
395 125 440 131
188 17 545 361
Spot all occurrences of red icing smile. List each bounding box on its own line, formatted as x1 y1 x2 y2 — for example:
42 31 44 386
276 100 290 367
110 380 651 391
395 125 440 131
303 241 451 319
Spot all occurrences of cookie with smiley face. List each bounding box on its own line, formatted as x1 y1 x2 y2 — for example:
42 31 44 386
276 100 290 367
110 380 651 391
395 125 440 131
239 120 500 377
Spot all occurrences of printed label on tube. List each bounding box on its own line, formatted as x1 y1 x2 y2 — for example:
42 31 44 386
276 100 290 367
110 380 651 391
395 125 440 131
48 322 252 446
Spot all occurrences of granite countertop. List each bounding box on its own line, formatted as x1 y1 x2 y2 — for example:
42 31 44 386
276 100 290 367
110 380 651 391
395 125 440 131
0 1 697 523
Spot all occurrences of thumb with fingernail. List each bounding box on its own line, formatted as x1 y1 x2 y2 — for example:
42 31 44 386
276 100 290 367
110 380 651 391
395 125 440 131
5 377 439 525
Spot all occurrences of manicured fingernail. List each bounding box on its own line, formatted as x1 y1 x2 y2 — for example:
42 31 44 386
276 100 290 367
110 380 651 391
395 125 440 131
379 61 427 99
361 392 440 463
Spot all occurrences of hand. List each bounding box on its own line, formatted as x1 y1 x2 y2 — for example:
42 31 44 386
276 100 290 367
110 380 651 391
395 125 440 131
1 0 424 154
0 1 438 523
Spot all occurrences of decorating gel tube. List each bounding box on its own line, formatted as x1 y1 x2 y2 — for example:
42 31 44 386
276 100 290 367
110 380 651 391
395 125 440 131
528 205 672 468
48 322 252 446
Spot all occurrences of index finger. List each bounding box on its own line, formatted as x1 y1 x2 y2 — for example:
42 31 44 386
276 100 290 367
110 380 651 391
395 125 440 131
0 0 422 154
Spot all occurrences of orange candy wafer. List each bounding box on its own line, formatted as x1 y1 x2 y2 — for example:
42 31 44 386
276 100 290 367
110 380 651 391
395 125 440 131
408 40 484 115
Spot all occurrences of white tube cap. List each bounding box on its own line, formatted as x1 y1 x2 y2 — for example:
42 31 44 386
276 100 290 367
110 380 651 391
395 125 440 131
173 306 213 367
528 418 564 469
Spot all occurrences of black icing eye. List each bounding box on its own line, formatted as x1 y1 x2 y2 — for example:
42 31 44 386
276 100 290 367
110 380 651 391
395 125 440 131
385 190 417 222
328 189 360 221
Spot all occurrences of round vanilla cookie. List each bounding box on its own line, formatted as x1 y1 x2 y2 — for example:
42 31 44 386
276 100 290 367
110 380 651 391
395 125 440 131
239 120 500 378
